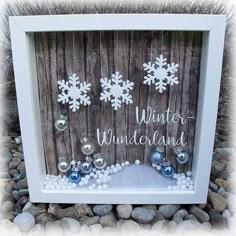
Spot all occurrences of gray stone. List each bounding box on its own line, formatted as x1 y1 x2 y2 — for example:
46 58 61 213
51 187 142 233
15 137 22 144
13 212 35 232
167 221 178 233
152 210 165 224
214 148 235 161
15 171 26 181
0 212 15 221
208 190 227 212
89 224 102 235
189 205 210 223
2 148 12 164
209 181 219 192
172 215 183 224
174 209 188 218
28 224 45 236
141 204 157 210
19 188 29 196
80 216 100 226
12 190 21 201
36 213 57 225
18 144 23 153
217 187 226 196
222 209 231 219
4 181 15 193
120 220 141 234
93 204 113 216
184 214 199 222
116 204 132 219
9 158 21 169
22 202 46 217
1 200 15 213
176 220 202 233
131 207 156 224
99 211 117 227
9 169 19 177
151 220 168 231
159 204 180 218
14 177 28 190
61 217 81 234
208 209 227 229
17 161 25 172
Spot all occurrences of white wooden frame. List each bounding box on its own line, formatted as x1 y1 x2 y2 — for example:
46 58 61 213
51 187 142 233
9 14 225 204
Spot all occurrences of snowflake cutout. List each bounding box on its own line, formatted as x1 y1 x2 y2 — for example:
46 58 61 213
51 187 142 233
100 72 134 111
57 73 91 112
143 54 179 93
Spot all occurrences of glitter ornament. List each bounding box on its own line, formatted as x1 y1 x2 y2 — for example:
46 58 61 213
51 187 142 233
80 137 95 155
161 165 175 177
57 157 71 173
93 153 107 170
80 161 93 175
68 166 81 183
150 147 165 165
175 147 189 164
55 115 68 131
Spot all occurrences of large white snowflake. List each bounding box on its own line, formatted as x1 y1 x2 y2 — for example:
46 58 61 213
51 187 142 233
57 73 91 112
100 72 134 111
143 54 179 93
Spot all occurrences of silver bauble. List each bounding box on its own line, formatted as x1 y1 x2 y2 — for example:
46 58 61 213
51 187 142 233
150 147 165 165
80 161 93 174
80 137 95 155
57 157 71 172
174 147 189 164
93 156 106 170
55 115 68 131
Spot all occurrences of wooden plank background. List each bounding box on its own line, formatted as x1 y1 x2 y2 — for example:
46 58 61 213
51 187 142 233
34 31 202 175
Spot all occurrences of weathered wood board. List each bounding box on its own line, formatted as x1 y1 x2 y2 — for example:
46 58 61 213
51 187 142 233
34 31 202 175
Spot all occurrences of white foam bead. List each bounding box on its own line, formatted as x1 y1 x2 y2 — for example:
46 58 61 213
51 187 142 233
62 186 67 190
181 173 185 177
45 185 50 189
102 184 108 190
186 177 191 182
90 172 94 177
96 170 101 175
121 163 125 167
106 166 110 170
189 180 194 185
50 185 55 189
96 179 102 184
125 161 129 166
88 186 93 190
135 160 140 165
181 180 186 185
189 185 194 190
173 174 178 179
92 184 96 188
177 177 182 181
77 161 81 165
104 170 109 175
172 186 177 191
79 182 84 187
156 165 161 170
97 185 102 190
102 178 108 184
93 175 98 179
107 176 111 181
177 174 181 177
181 176 186 180
109 170 113 174
180 185 186 190
186 171 192 177
67 186 72 190
112 168 118 174
167 185 172 191
72 183 77 188
84 180 89 185
70 160 76 166
56 185 61 190
177 181 182 186
111 165 115 169
81 177 85 181
117 166 122 171
152 163 157 168
185 182 190 187
116 163 120 167
85 175 90 180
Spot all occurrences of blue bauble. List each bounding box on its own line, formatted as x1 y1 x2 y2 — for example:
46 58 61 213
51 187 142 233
161 165 175 177
150 150 164 165
176 151 189 164
68 167 81 183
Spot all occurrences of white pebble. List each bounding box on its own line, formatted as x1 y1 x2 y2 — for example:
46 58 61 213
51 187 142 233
156 165 161 170
186 171 192 177
125 161 129 166
102 184 108 190
85 175 90 180
97 185 102 190
70 160 76 166
180 185 186 190
135 160 140 165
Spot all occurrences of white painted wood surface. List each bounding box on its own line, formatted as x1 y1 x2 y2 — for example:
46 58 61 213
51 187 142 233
9 14 225 204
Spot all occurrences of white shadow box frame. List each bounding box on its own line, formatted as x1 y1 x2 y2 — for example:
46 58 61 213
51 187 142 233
9 14 225 204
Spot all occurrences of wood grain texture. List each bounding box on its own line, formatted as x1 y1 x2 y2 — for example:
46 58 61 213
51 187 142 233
34 31 202 174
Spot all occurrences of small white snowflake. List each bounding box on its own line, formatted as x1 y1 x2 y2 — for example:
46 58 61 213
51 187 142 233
143 54 179 93
100 72 134 111
57 73 91 112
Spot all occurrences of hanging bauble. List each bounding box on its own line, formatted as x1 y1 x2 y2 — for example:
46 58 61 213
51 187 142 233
80 161 93 174
150 146 165 165
68 166 81 183
93 153 107 170
55 115 68 131
57 157 71 173
161 165 175 177
175 147 189 164
80 137 95 155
